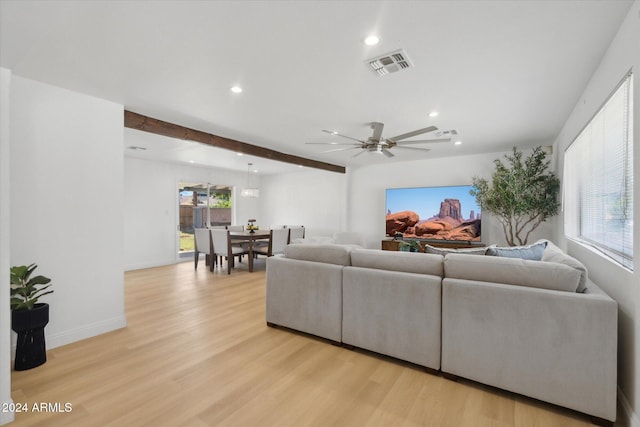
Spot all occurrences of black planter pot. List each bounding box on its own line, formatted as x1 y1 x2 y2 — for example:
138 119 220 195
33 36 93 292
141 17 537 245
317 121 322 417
12 303 49 371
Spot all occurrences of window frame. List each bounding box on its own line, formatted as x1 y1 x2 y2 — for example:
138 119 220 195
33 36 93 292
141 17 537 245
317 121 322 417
563 71 633 271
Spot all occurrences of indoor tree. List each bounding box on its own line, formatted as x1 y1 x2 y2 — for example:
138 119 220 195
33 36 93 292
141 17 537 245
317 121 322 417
470 146 560 246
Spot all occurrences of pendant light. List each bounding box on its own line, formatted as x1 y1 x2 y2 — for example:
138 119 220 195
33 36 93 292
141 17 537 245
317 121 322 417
241 162 259 198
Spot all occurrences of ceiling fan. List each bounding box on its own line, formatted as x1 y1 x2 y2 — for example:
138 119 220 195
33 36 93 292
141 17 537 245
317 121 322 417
306 122 452 158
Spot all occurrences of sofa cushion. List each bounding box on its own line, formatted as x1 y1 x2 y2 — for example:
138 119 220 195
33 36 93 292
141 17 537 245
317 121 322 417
444 253 581 292
540 240 589 293
485 241 547 260
351 249 443 276
283 243 353 266
424 244 491 256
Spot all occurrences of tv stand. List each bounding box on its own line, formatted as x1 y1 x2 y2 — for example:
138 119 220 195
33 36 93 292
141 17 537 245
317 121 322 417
381 239 485 252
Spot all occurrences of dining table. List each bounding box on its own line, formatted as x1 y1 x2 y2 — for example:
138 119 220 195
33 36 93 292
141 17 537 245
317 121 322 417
229 230 271 273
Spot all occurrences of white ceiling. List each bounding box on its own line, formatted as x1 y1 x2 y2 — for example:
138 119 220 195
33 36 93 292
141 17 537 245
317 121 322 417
1 0 633 174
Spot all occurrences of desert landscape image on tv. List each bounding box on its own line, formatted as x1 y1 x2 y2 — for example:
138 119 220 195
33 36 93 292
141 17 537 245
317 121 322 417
385 185 481 242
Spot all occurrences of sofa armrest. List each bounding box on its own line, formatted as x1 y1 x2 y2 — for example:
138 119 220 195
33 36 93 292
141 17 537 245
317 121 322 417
442 278 617 421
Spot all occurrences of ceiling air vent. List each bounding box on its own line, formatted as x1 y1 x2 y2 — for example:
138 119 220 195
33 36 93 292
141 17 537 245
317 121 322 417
367 49 414 76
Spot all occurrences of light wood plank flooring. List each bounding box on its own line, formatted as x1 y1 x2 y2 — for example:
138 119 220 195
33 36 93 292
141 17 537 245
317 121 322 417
10 260 599 426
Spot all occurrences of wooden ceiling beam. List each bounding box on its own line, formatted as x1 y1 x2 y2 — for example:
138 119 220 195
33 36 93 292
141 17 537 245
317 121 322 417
124 111 346 174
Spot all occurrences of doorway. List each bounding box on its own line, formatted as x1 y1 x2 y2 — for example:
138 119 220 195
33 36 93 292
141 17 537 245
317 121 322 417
178 183 233 256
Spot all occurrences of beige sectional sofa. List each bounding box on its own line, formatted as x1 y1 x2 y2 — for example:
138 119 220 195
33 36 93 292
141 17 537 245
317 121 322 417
265 241 618 424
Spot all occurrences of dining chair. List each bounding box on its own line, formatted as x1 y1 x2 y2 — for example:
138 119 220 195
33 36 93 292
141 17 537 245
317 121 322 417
254 228 289 257
211 229 249 274
255 225 284 249
194 228 213 271
287 225 305 243
226 225 248 257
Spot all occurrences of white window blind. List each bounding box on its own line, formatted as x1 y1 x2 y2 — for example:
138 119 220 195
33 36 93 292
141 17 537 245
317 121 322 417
564 72 633 271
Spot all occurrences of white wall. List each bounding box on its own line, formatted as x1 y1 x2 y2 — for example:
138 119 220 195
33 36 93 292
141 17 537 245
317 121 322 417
260 168 347 237
552 2 639 425
124 156 260 270
10 76 126 351
346 151 555 249
0 68 14 426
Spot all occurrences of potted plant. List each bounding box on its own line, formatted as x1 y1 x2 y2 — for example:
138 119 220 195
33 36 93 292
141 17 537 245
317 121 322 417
10 263 53 371
398 239 422 252
471 146 560 246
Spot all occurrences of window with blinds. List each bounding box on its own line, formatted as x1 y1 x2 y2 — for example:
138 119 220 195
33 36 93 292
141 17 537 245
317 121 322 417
564 72 633 271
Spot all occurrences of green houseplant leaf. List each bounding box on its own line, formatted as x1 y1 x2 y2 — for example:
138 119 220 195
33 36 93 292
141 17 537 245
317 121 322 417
10 263 53 311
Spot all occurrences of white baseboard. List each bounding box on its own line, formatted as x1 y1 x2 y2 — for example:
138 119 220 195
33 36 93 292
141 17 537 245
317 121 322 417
620 386 639 427
11 315 127 355
46 316 127 350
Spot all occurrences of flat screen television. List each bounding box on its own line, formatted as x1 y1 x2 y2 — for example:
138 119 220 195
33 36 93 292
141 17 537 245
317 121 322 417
385 185 481 242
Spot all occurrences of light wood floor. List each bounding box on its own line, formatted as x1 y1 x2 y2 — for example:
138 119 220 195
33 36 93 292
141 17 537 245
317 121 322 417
10 260 599 426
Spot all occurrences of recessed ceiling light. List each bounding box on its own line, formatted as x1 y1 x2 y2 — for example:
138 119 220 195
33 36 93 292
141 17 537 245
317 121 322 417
429 111 439 118
364 35 379 46
236 152 244 156
230 86 243 93
189 160 195 163
454 140 462 145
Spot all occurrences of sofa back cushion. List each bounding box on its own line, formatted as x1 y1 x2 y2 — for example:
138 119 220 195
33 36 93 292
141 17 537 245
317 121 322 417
541 240 589 293
351 249 443 276
283 244 353 266
424 244 491 256
443 253 581 292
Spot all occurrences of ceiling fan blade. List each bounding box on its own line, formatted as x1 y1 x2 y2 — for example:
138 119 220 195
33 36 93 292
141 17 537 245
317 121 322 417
382 148 394 158
352 149 367 157
387 126 438 142
396 138 451 145
394 146 432 153
322 130 367 144
370 122 384 142
305 142 362 146
322 146 362 153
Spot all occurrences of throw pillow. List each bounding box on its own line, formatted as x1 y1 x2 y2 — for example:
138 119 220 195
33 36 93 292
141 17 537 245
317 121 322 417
485 241 547 261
